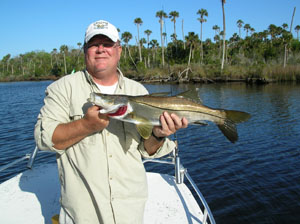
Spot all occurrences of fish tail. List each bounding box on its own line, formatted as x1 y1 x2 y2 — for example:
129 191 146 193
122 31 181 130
217 119 238 143
217 110 251 143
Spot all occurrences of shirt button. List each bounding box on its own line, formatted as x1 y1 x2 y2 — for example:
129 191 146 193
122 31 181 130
109 155 112 158
109 177 113 180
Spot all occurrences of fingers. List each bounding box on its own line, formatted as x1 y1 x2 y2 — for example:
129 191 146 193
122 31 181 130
83 106 110 132
156 112 188 137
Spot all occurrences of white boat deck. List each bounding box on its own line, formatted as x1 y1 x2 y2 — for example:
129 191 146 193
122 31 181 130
0 163 204 224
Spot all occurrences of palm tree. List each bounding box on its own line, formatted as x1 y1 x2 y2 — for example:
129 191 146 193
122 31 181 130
221 0 226 71
197 8 208 63
144 29 152 68
295 25 300 40
185 32 199 78
121 31 137 68
144 29 152 49
236 19 244 38
268 24 277 44
121 31 132 60
149 39 159 65
244 24 251 37
156 10 168 67
212 25 220 36
282 23 288 31
169 11 179 41
250 27 255 36
76 42 82 67
182 19 186 49
134 18 143 62
60 45 68 74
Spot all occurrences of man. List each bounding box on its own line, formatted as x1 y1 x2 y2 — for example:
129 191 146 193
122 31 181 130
35 20 188 224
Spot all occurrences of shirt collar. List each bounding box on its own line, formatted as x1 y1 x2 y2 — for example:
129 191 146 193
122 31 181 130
84 68 125 92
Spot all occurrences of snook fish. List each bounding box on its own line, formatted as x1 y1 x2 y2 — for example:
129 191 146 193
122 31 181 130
88 91 251 143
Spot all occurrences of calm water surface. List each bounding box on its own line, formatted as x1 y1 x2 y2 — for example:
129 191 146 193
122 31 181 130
0 81 299 223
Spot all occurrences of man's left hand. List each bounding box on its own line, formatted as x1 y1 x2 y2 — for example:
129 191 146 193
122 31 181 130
152 112 188 138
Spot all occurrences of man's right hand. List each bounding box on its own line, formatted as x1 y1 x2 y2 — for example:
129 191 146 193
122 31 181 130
83 105 110 133
52 105 109 150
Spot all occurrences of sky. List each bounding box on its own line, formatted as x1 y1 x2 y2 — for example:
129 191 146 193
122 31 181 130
0 0 299 59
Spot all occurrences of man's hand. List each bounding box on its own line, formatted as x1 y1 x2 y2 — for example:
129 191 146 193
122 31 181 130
144 112 188 155
152 111 188 138
82 105 110 132
52 105 109 150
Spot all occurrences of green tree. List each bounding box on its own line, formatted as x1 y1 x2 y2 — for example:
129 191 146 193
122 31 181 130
169 11 179 41
60 45 68 75
185 32 199 77
156 10 168 67
144 29 152 67
221 0 226 71
134 18 143 62
197 8 208 63
121 31 132 61
295 25 300 40
282 23 288 31
244 24 251 37
149 39 159 66
236 19 244 38
144 29 152 49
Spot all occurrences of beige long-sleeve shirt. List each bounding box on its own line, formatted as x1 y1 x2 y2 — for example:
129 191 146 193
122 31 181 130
34 70 175 224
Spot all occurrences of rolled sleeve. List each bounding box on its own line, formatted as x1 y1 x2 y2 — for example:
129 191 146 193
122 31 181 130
34 78 71 154
34 116 64 154
138 138 176 159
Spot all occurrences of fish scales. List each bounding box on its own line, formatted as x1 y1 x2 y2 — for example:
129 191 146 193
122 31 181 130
89 92 251 143
130 95 225 120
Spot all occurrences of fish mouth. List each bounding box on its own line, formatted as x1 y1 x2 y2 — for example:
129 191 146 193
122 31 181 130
99 104 127 116
108 105 128 116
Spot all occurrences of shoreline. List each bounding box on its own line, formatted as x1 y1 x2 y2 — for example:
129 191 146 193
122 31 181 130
0 75 295 85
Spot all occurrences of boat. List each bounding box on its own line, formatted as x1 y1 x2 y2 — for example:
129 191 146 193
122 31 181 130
0 144 215 224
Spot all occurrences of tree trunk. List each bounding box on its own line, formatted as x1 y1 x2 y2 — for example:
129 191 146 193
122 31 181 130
186 45 192 77
160 20 165 67
63 52 67 75
137 25 142 62
182 19 186 50
221 1 226 71
283 44 287 68
290 7 296 33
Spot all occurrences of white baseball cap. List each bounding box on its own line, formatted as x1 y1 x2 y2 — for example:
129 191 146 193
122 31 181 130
84 20 120 43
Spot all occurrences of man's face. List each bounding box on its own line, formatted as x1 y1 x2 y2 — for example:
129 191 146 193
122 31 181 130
85 35 122 77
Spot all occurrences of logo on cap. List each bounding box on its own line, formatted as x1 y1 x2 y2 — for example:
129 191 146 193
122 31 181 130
94 21 108 30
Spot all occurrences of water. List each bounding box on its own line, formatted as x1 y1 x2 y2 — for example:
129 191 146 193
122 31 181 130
0 81 300 223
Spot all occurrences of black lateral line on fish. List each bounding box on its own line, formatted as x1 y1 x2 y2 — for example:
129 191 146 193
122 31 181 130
135 102 228 122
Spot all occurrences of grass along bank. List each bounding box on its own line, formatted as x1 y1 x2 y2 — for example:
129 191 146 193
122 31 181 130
123 64 300 84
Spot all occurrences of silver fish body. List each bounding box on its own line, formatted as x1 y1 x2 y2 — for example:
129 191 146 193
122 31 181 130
88 91 251 143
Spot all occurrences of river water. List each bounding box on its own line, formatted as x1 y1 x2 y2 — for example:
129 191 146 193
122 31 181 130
0 81 299 223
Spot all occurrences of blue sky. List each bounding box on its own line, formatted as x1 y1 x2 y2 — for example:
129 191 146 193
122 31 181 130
0 0 299 59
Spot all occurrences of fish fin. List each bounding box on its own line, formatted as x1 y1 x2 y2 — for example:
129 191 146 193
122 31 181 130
224 110 251 123
131 114 154 139
193 121 208 126
136 123 153 139
218 110 251 143
218 119 238 143
176 88 202 104
148 92 170 96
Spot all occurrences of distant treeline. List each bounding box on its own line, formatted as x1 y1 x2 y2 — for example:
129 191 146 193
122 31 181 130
1 18 300 83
